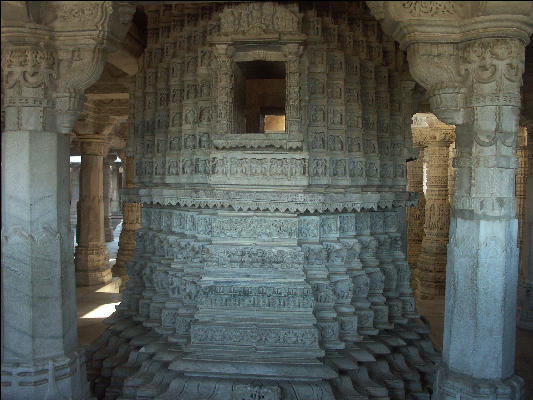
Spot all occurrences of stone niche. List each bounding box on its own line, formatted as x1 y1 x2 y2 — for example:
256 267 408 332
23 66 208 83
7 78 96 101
88 2 439 400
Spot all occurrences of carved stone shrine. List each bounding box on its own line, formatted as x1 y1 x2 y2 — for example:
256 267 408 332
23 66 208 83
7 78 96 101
86 3 440 399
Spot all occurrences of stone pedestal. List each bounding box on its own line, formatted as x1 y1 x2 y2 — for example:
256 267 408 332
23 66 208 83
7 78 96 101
75 139 112 286
406 148 425 294
412 114 455 299
104 154 114 242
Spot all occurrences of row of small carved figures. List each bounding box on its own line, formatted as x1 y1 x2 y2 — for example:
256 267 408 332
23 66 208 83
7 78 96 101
134 157 406 179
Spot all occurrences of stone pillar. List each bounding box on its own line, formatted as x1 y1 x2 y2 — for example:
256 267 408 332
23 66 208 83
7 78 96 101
115 155 141 288
283 43 304 148
367 3 533 398
110 162 122 215
448 142 456 205
409 38 527 399
213 44 234 136
103 154 114 242
71 163 81 245
406 147 425 293
412 113 455 299
516 127 529 268
519 126 533 331
1 2 135 398
75 138 112 286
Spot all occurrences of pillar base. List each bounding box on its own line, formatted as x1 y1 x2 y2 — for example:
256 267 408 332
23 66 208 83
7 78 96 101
1 351 92 400
433 364 524 400
75 245 112 286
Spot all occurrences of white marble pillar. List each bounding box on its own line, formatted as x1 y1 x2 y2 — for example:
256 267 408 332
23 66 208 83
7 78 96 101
412 113 455 299
115 155 141 289
432 39 526 398
75 138 112 286
1 2 135 396
70 163 81 245
110 162 122 216
366 3 533 397
103 154 114 242
406 148 425 294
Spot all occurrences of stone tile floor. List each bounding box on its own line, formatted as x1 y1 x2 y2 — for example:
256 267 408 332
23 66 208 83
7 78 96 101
75 229 533 397
76 221 122 346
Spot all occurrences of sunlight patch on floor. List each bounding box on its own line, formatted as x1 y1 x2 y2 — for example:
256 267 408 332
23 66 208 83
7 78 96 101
81 302 120 319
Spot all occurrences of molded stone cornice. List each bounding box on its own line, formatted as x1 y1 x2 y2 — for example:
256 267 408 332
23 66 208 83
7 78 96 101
121 187 419 214
411 112 456 146
366 2 533 49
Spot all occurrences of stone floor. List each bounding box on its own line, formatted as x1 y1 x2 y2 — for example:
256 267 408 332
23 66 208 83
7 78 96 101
75 228 533 397
76 221 122 346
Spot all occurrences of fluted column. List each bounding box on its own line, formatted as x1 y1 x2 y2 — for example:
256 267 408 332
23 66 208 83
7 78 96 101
115 155 141 289
75 138 112 286
412 113 455 299
103 154 114 242
406 147 425 293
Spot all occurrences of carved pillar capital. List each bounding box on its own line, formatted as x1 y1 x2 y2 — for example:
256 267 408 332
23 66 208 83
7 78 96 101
411 113 456 147
79 137 108 157
367 2 533 126
1 30 56 132
1 1 136 135
282 43 304 59
212 43 234 60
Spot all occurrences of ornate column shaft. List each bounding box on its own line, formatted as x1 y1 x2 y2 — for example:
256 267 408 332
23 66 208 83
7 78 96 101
406 147 425 293
103 153 114 242
213 44 234 136
367 2 533 398
1 2 135 398
283 43 304 148
75 138 112 286
412 113 455 299
71 163 81 241
115 155 141 288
